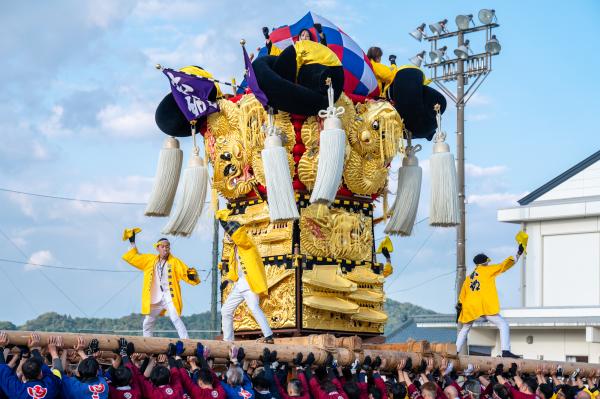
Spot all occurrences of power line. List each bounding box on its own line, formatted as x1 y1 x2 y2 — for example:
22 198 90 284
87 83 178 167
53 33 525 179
0 187 213 207
0 258 136 273
92 273 141 317
387 270 455 294
375 217 429 243
0 228 89 317
385 229 435 287
0 187 146 205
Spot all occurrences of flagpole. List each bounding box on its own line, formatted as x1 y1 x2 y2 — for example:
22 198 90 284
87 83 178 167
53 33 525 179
155 64 238 88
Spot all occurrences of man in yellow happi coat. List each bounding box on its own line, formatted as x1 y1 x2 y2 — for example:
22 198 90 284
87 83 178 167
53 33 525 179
456 243 524 358
217 210 273 343
122 232 200 338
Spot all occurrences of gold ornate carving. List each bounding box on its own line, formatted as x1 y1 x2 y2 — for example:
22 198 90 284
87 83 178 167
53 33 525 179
222 202 294 259
341 101 404 195
224 264 296 331
300 204 372 262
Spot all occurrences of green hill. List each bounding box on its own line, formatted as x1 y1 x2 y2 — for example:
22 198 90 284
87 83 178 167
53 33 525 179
1 299 435 338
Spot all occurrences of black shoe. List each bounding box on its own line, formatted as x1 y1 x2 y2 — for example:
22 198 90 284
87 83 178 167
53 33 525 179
256 335 274 344
501 350 521 358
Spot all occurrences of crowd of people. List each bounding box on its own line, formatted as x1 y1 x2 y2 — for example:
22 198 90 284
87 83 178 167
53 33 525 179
0 332 597 399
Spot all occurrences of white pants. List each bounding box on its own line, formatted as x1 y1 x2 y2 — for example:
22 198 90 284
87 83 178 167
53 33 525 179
221 284 273 341
456 314 510 353
143 297 189 339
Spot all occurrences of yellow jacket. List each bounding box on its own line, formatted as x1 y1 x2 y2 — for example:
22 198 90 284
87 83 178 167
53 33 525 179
370 62 431 97
122 247 200 315
223 226 268 296
458 257 516 323
294 40 341 79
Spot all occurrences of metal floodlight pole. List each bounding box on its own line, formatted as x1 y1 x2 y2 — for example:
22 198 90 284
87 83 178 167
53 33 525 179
423 21 498 354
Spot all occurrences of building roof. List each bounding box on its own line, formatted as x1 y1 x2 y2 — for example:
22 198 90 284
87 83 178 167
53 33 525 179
386 316 456 343
518 150 600 205
415 313 600 329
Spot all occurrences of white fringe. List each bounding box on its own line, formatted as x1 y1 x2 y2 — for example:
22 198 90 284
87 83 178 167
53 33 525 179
145 137 183 217
262 136 299 222
385 155 422 236
309 126 346 204
429 151 459 227
161 154 208 237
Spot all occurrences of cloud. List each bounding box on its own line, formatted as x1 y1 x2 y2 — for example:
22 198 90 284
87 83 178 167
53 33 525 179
26 250 56 271
468 93 492 107
465 163 507 177
7 193 36 219
467 113 490 122
97 103 156 138
467 192 528 208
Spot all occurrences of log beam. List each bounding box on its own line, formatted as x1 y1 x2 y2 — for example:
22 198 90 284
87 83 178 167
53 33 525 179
2 331 597 375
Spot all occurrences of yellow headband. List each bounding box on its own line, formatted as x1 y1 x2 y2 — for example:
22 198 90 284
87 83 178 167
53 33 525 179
153 240 170 249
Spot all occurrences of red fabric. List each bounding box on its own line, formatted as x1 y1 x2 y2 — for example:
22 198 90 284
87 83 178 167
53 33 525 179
109 363 143 399
505 383 539 399
309 377 349 399
274 371 310 399
293 143 306 156
139 367 185 399
178 368 226 399
293 180 306 191
408 384 424 399
373 375 387 399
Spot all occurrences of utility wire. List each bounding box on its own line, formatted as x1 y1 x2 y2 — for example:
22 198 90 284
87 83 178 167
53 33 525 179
385 229 435 287
374 217 429 243
0 187 146 205
0 258 135 273
0 228 89 317
387 270 455 293
0 187 212 206
0 257 209 274
92 273 141 317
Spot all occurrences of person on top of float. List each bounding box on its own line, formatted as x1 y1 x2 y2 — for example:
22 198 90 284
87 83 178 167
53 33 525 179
263 23 327 56
121 229 200 339
217 210 274 344
455 235 527 358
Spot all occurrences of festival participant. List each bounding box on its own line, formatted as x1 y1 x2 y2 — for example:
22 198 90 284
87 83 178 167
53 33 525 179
455 242 525 358
220 346 255 399
263 24 327 56
122 230 200 338
177 341 226 399
367 47 395 96
60 343 109 399
0 332 61 399
217 210 273 344
108 338 142 399
138 344 185 398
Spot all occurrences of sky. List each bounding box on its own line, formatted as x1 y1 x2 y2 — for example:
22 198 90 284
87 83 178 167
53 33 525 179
1 0 600 325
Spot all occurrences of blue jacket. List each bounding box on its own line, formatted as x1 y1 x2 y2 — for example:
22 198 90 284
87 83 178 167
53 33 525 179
221 373 255 399
61 375 108 399
0 363 61 399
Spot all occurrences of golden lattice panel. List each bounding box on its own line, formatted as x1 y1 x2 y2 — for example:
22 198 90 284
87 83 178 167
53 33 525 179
223 264 296 332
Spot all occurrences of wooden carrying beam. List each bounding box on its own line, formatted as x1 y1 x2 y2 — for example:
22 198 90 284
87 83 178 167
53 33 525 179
2 331 597 375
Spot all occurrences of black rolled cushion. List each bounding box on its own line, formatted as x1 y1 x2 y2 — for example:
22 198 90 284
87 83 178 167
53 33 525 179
389 68 446 140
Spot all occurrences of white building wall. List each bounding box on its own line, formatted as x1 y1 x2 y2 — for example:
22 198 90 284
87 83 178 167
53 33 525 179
523 217 600 307
471 328 600 362
537 159 600 202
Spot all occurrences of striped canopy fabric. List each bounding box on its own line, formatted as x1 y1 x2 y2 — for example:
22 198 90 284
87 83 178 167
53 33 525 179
261 12 380 99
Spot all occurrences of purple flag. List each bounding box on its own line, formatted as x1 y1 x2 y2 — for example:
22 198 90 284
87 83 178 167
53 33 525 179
162 68 219 121
243 46 268 107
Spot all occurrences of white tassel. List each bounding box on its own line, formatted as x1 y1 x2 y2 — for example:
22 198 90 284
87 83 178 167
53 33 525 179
385 145 422 236
310 80 346 205
145 136 183 217
262 112 299 222
429 129 459 227
161 151 208 237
